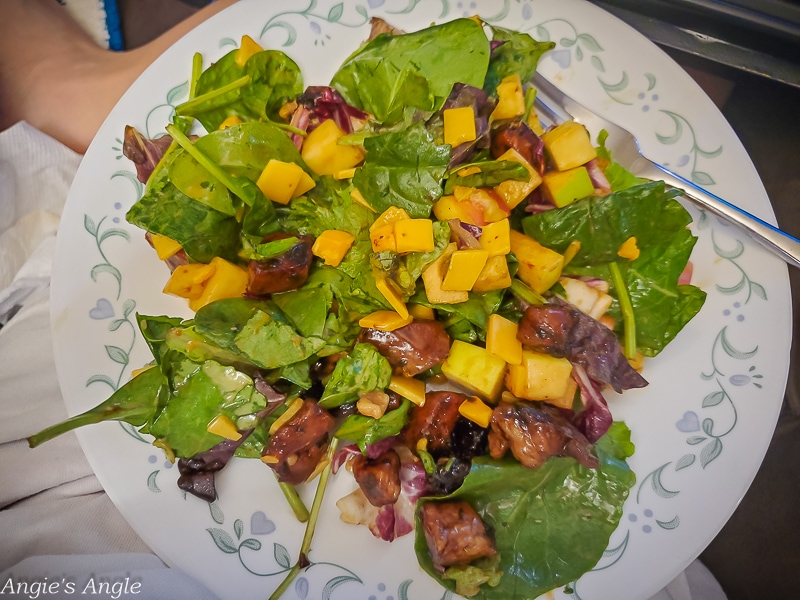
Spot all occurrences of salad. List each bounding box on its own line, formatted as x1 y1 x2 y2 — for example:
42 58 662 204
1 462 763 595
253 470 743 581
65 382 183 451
30 15 706 600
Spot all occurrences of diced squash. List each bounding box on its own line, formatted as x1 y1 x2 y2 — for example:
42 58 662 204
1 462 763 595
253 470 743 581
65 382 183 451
370 206 411 234
542 166 595 208
268 397 304 435
301 119 364 176
492 148 543 209
618 236 640 260
509 229 564 294
441 249 489 291
505 350 575 406
408 303 435 320
458 396 494 428
359 310 413 331
163 262 215 300
395 219 435 253
441 340 507 401
234 34 263 68
421 243 469 304
479 218 511 257
541 120 597 171
256 159 307 204
389 375 426 406
370 224 397 253
312 229 354 266
151 233 182 260
472 255 512 293
443 106 477 147
218 115 243 130
375 277 409 319
486 314 522 365
188 257 248 312
207 414 242 441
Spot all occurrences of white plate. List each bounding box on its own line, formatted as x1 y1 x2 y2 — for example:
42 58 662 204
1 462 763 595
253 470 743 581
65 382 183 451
51 0 792 598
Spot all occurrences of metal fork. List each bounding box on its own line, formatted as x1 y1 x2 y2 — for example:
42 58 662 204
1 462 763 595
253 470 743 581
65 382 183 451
532 72 800 269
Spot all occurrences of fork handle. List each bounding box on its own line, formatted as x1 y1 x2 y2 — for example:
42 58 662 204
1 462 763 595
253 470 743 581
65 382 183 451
640 159 800 269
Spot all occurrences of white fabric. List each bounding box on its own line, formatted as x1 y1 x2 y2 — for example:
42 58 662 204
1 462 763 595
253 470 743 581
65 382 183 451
0 120 725 599
59 0 113 49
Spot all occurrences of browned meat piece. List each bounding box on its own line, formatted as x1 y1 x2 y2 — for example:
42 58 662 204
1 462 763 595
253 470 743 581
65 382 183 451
352 448 402 507
358 320 450 377
489 402 598 469
421 501 497 570
404 390 466 459
517 304 576 358
490 120 545 175
368 16 404 40
262 400 335 485
247 233 314 296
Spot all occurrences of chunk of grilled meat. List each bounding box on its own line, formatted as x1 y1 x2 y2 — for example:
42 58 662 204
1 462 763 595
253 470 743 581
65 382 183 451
421 501 497 571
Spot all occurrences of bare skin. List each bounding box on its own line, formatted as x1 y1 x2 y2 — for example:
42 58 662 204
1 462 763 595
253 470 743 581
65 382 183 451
0 0 238 153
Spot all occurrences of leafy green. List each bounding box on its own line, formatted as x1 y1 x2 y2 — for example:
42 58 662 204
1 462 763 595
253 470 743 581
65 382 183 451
484 26 555 94
595 130 648 192
443 160 529 194
353 121 450 218
272 286 333 339
318 343 392 408
414 422 636 600
335 399 412 452
279 178 375 237
330 18 490 123
234 310 325 369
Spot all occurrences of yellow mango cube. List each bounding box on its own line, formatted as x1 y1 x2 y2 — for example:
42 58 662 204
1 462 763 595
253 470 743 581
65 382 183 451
163 262 215 300
509 229 564 294
256 160 306 204
479 218 511 257
234 34 263 68
505 350 576 407
472 255 512 293
618 236 640 260
188 257 249 312
301 119 365 176
312 229 355 267
486 314 522 365
388 375 426 406
218 115 243 130
369 206 410 234
541 120 597 171
421 243 469 304
359 310 413 331
294 170 316 198
441 249 490 292
395 219 435 254
443 106 477 147
493 148 543 209
150 233 182 260
490 74 526 121
408 303 435 320
458 396 494 428
441 340 507 401
375 277 409 319
207 414 242 441
370 224 396 253
432 195 478 225
350 187 376 213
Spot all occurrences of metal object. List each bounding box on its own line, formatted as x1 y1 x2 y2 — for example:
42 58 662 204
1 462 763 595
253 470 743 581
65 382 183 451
532 72 800 269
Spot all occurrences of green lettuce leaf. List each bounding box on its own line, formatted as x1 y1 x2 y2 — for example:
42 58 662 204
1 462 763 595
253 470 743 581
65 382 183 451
335 399 412 452
318 342 392 408
484 26 555 94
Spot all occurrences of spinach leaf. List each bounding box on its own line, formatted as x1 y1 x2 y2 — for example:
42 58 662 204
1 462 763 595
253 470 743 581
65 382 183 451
595 130 648 192
279 178 375 237
484 26 555 94
272 285 333 339
330 18 490 123
318 343 392 408
336 399 411 453
353 121 450 218
443 160 530 194
234 310 325 369
414 422 636 600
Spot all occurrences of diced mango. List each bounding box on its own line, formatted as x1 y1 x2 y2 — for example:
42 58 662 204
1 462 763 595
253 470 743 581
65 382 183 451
458 396 494 428
359 310 413 331
163 262 215 300
527 106 545 136
441 249 489 292
509 229 564 294
421 243 469 304
486 314 522 365
432 195 480 225
301 119 364 176
370 206 411 234
151 233 182 260
563 240 581 265
618 236 640 260
479 218 511 257
218 115 243 130
256 159 307 204
234 34 263 68
370 224 397 253
505 350 575 406
472 255 512 293
333 168 357 180
350 187 376 213
375 276 409 319
491 74 526 121
312 229 355 266
294 170 316 198
441 340 507 401
408 303 435 320
394 219 435 253
541 120 597 171
207 414 242 441
389 375 426 406
542 166 595 208
188 257 249 312
492 148 543 209
443 106 477 147
453 186 511 224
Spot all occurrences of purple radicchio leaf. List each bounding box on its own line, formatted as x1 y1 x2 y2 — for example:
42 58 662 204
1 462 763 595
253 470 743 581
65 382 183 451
571 363 613 443
296 86 369 134
122 125 172 184
176 429 253 502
